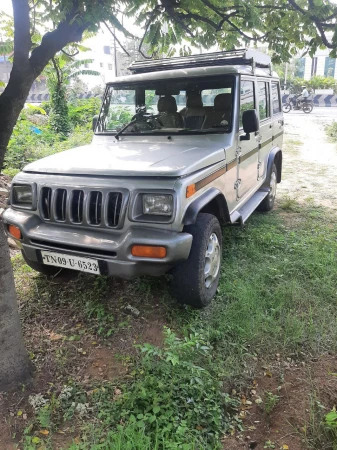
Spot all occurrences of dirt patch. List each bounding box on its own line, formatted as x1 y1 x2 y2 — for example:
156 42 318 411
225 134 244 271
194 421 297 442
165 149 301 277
224 356 337 450
279 115 337 211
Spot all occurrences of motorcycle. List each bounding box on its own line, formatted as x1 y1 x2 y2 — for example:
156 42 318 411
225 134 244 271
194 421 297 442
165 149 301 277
282 95 314 114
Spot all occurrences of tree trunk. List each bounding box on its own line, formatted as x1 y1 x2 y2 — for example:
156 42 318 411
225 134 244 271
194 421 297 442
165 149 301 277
0 224 32 390
0 67 35 390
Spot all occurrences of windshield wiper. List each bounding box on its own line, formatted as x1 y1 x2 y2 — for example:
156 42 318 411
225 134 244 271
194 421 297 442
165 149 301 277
114 119 136 140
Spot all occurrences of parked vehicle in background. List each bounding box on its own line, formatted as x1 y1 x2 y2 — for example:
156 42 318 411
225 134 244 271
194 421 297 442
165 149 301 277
283 94 314 113
3 49 283 308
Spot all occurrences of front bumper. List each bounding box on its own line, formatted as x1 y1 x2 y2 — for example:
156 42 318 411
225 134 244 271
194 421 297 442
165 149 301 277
2 208 193 279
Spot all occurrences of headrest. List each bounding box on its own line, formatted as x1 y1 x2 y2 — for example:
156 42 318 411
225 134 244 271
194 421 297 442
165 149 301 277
214 93 232 111
186 92 203 108
157 95 177 113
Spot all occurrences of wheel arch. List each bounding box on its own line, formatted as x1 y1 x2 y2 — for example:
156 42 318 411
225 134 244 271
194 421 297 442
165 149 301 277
263 147 282 187
182 188 230 226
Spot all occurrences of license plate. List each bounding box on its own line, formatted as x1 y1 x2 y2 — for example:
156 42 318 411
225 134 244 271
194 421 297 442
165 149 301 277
40 251 100 275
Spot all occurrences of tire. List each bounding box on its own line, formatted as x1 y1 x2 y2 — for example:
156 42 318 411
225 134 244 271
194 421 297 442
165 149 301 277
302 102 313 113
171 213 222 308
282 103 291 113
258 164 278 212
21 251 74 277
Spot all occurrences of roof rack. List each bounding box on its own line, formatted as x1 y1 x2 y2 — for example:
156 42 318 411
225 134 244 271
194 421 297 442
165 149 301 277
128 49 272 75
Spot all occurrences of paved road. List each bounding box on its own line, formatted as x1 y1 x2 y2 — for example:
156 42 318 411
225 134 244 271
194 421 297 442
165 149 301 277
283 106 337 118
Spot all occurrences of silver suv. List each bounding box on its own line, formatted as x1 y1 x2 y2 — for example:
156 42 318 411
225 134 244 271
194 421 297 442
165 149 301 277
3 49 283 308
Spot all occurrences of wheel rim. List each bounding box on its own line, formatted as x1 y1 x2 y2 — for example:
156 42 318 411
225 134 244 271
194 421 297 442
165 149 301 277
269 171 277 204
204 233 221 289
283 104 291 113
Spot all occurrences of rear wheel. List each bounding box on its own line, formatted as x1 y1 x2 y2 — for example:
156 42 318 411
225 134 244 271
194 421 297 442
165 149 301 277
302 102 313 113
171 213 222 308
282 103 291 113
258 164 278 212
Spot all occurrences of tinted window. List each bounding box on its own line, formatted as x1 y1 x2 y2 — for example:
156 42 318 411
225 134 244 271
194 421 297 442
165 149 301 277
271 82 281 114
240 80 254 127
258 82 270 120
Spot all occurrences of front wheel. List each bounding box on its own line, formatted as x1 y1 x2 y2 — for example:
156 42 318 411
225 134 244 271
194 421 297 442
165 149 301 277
282 103 291 113
171 213 222 308
302 102 313 113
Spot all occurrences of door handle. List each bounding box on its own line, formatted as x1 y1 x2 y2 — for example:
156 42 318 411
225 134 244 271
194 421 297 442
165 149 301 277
278 119 284 126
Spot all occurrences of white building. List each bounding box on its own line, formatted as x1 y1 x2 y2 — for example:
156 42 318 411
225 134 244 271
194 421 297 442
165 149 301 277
76 29 118 90
300 48 337 80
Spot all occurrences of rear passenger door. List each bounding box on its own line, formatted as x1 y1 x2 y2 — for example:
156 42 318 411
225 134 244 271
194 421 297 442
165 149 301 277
271 81 284 150
237 78 259 200
256 80 273 180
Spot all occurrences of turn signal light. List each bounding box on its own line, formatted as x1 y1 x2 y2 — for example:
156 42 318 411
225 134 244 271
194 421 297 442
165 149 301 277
131 245 167 259
8 224 22 240
186 184 196 198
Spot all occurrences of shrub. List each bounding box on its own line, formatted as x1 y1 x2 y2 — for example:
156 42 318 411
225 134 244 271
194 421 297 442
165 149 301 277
326 121 337 142
68 98 101 129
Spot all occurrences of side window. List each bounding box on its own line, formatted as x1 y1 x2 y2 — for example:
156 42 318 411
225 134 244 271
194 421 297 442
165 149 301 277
257 81 270 120
240 80 255 128
271 82 281 114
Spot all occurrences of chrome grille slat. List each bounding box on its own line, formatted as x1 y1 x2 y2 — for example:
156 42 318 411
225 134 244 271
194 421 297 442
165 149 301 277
40 187 124 229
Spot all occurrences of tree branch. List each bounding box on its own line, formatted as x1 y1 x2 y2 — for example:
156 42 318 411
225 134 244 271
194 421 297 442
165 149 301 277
102 20 131 56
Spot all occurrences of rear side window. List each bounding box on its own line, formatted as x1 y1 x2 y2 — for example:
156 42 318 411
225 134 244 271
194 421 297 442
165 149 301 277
257 81 270 120
271 82 281 114
240 80 255 127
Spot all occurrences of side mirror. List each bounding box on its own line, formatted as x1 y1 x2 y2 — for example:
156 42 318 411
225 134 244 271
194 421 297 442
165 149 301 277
240 109 259 141
92 115 99 132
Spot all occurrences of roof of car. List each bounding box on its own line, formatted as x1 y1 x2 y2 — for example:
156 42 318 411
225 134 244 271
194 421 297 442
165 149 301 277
106 65 279 85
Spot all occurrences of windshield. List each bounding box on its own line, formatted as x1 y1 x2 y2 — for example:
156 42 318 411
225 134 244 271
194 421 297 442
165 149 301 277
96 75 234 136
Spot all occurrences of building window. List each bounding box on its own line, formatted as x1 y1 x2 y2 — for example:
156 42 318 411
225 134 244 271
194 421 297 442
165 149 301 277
324 57 335 78
104 46 111 55
108 64 113 70
100 62 103 68
257 81 270 120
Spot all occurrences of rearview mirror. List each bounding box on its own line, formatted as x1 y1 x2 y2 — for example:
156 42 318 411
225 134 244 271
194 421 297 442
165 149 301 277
92 115 99 132
240 109 259 141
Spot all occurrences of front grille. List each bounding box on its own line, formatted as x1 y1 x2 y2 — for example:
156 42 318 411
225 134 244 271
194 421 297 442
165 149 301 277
41 187 52 220
107 192 123 227
55 189 67 221
39 187 125 228
71 190 84 223
89 191 103 225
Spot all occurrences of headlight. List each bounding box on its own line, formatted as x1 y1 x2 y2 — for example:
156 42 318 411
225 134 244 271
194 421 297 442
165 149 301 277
12 185 33 207
143 194 173 216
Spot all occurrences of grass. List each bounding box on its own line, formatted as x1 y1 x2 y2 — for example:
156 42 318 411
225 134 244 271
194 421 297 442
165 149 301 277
10 204 337 449
325 121 337 142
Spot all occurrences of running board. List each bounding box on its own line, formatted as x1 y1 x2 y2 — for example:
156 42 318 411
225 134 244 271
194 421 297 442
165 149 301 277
230 190 269 225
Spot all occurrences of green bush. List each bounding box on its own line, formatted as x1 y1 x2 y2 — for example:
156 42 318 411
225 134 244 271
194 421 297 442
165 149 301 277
326 121 337 142
4 116 92 171
68 97 101 129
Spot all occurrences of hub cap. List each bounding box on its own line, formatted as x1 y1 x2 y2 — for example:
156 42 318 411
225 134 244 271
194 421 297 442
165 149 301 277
204 233 221 288
269 171 277 203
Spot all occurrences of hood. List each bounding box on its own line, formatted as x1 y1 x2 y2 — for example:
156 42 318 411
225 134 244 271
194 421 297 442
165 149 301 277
23 134 230 177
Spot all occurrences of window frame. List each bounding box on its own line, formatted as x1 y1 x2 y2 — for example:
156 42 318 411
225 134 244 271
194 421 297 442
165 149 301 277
95 74 236 136
271 81 282 116
257 80 271 122
239 77 255 130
